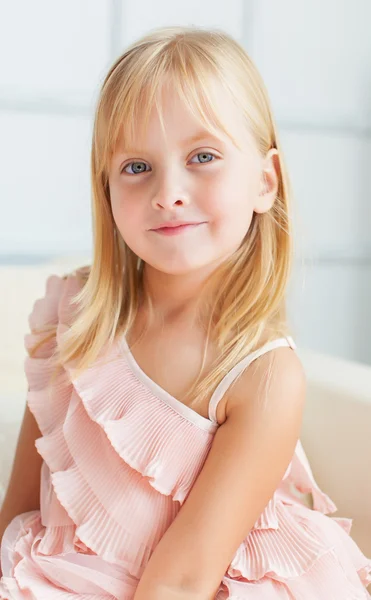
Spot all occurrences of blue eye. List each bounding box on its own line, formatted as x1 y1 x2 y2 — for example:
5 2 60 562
190 152 215 164
122 161 150 175
121 152 216 175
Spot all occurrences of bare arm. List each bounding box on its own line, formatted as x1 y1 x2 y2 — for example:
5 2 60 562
133 348 306 600
0 399 42 555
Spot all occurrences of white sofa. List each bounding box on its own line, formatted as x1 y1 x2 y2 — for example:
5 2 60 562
1 261 371 571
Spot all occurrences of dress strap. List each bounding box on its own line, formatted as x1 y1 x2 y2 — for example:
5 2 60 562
208 336 297 424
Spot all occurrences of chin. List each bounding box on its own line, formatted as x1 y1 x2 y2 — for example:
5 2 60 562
145 256 211 276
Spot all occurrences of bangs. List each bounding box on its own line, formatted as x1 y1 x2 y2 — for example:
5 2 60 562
100 43 244 179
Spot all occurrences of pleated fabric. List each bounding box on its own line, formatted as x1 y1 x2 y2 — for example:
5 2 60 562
0 271 370 600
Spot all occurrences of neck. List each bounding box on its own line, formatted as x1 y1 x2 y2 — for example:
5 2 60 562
140 262 221 325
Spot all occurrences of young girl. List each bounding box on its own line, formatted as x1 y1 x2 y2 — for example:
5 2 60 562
0 25 370 600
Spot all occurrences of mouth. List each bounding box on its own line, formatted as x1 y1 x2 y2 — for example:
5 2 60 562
150 222 207 236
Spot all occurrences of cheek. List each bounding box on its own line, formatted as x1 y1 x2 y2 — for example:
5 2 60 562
205 176 254 225
206 181 256 252
110 190 141 235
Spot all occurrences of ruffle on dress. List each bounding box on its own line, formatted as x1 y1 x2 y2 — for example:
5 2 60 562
1 270 370 600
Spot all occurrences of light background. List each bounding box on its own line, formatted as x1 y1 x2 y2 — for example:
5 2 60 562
1 0 370 365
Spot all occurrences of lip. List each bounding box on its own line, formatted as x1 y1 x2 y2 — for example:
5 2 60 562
149 221 206 236
150 221 205 230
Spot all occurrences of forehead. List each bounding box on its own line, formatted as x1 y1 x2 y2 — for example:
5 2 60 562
114 76 253 155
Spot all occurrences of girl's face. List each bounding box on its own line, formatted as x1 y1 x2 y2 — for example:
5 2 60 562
109 80 276 275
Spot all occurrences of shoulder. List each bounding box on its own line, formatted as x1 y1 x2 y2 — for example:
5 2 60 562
28 265 90 333
225 344 306 420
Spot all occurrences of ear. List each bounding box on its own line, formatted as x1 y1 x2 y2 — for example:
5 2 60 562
253 148 280 214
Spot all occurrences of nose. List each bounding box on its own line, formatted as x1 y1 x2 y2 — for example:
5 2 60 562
151 168 190 210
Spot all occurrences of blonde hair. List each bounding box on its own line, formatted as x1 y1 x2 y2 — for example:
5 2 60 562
31 25 294 409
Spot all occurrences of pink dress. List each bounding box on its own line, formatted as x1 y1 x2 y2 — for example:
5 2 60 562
1 271 370 600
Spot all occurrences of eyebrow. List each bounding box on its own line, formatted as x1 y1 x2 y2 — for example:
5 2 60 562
182 130 225 146
118 130 225 155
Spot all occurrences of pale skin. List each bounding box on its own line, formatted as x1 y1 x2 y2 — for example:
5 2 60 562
0 87 306 592
108 80 307 599
0 81 305 592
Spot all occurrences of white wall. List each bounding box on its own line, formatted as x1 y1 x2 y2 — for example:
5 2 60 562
1 0 370 365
